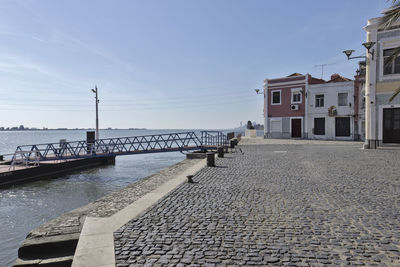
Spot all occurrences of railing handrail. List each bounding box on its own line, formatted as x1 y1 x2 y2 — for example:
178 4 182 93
10 131 228 164
14 131 202 148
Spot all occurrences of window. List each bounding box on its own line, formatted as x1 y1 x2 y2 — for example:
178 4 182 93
314 118 325 135
291 88 302 104
271 90 281 105
315 94 324 107
292 92 301 103
383 48 400 75
338 93 348 106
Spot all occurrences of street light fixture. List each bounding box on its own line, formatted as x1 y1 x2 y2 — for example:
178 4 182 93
343 42 376 61
91 85 99 141
254 89 263 95
343 49 356 59
362 42 376 60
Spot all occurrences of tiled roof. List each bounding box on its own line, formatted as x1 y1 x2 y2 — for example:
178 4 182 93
327 74 352 83
309 76 325 84
287 73 303 77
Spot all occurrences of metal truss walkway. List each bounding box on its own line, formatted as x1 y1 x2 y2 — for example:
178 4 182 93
10 131 228 165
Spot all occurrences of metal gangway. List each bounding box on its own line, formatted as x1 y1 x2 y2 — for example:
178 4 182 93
10 131 228 165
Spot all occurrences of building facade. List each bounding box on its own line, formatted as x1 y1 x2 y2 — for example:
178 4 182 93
263 73 324 138
364 16 400 148
308 75 355 140
263 73 363 141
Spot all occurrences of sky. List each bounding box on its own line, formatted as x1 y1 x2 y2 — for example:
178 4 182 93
0 0 390 129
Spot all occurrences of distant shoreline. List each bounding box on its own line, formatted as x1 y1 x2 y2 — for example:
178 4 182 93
0 128 147 131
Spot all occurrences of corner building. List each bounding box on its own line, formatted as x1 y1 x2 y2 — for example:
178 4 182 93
364 16 400 148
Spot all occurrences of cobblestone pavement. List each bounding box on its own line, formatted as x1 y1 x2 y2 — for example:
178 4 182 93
114 144 400 266
25 159 201 240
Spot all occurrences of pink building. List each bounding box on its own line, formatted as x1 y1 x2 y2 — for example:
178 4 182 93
264 73 324 138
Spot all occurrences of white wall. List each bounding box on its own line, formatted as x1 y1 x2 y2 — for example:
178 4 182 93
308 81 355 140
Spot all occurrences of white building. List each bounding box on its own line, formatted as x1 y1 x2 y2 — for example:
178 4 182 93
364 14 400 148
308 75 355 140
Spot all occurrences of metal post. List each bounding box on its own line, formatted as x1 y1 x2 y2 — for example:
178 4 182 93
217 146 224 158
230 140 235 149
91 86 100 141
206 152 215 167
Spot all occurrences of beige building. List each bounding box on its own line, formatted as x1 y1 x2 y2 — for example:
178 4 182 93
364 15 400 148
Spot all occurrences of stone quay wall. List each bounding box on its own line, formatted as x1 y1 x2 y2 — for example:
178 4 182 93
14 158 203 267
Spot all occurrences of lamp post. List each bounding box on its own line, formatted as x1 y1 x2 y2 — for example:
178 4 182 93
343 41 376 148
91 85 99 141
254 88 265 137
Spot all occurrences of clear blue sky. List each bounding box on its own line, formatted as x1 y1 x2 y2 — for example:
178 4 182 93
0 0 388 129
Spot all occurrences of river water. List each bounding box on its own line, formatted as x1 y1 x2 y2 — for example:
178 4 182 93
0 129 204 266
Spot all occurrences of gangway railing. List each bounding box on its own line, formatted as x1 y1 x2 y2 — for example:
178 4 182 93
10 131 228 165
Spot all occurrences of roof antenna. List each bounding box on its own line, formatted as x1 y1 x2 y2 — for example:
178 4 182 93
315 63 336 79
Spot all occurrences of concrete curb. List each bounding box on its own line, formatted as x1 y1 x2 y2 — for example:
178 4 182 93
71 158 207 267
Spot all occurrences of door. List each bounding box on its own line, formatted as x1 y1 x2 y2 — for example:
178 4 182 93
335 117 350 137
314 118 325 135
271 120 281 133
383 108 400 143
291 119 302 138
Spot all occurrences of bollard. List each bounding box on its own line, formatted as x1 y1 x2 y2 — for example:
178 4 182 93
206 152 215 167
187 175 194 183
217 146 224 158
230 140 235 149
224 146 228 153
233 138 238 146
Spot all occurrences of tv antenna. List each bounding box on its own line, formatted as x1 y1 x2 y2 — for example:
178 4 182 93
315 63 336 79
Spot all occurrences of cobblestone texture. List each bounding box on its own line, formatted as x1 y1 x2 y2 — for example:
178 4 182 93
114 143 400 266
26 159 202 239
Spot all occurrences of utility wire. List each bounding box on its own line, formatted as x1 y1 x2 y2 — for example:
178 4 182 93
0 91 253 104
0 94 256 107
0 96 257 111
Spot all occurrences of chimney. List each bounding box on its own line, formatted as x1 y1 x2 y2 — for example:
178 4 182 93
330 74 340 80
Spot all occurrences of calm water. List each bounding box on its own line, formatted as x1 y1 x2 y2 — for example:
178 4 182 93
0 129 203 266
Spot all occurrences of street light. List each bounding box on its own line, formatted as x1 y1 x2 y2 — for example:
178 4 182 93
254 89 263 95
343 41 376 149
362 42 376 60
343 42 376 60
91 85 99 141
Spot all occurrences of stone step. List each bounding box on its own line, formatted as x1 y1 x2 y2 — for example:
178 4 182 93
377 145 400 150
16 233 79 263
14 256 73 267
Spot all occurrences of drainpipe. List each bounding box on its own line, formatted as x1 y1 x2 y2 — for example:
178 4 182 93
264 79 269 138
304 74 309 139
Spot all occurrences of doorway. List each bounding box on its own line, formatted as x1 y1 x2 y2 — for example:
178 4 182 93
291 118 302 138
335 117 350 137
383 108 400 143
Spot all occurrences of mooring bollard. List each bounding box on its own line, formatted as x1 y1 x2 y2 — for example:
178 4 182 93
187 175 194 183
217 146 224 158
206 152 215 167
233 138 238 146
